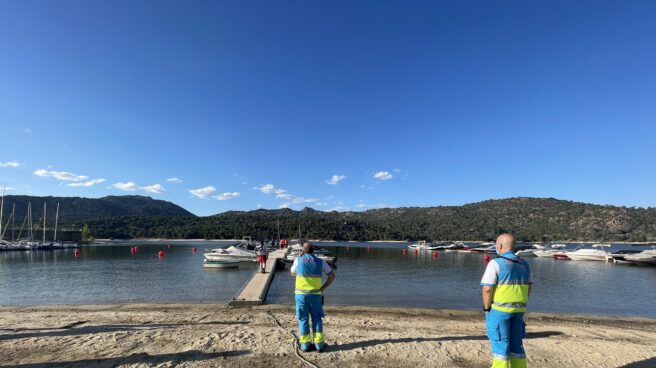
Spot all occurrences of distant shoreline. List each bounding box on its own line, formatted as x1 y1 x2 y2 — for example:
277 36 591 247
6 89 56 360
93 238 656 244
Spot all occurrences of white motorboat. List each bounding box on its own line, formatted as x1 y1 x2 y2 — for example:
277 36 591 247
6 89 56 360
203 245 257 262
515 244 545 257
534 249 558 258
443 241 466 252
566 248 610 261
408 240 440 250
471 245 496 254
623 250 656 266
550 243 568 248
203 259 240 268
608 250 643 264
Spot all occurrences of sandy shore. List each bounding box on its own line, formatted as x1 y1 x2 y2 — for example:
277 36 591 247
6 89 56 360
0 304 654 368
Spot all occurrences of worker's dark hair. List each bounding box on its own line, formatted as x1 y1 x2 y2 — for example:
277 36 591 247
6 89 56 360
302 242 314 253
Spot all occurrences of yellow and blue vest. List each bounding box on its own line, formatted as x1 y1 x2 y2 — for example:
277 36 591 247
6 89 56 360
489 252 531 313
295 254 324 295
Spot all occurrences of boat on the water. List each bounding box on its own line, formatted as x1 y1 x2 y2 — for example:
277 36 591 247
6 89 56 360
515 244 545 257
408 240 441 250
608 250 643 264
203 259 240 268
443 241 466 252
566 248 610 261
203 244 257 262
471 245 496 254
623 250 656 266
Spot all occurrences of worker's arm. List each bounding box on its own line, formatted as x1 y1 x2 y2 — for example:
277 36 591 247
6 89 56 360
321 272 335 291
482 286 493 311
290 259 298 276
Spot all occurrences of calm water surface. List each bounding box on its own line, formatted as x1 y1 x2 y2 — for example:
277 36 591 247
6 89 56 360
1 241 655 318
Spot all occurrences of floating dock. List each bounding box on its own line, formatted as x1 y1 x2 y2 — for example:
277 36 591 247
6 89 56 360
229 248 288 306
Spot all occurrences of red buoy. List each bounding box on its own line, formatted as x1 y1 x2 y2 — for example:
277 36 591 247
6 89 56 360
74 249 81 257
402 249 408 254
158 250 165 257
413 249 418 255
192 247 197 252
484 255 490 262
433 251 438 257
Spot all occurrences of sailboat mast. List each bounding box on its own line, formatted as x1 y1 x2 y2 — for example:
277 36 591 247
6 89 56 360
28 202 32 239
0 184 4 241
43 202 46 244
12 203 15 241
54 203 59 242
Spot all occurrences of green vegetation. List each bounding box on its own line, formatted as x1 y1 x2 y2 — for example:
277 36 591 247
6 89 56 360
60 197 656 242
3 195 193 224
80 224 94 244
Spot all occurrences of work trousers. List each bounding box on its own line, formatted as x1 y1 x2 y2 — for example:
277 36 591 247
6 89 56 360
486 309 527 368
295 293 325 350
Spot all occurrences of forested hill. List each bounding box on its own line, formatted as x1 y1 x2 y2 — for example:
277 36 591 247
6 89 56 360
80 197 656 242
2 195 194 223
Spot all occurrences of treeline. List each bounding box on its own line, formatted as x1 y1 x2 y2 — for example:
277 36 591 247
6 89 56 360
75 198 656 242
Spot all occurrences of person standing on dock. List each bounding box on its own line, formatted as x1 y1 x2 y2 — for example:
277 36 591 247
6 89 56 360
290 242 335 353
481 233 532 368
257 244 269 273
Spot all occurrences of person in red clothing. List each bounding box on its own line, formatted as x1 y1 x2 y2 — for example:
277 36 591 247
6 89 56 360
257 244 269 273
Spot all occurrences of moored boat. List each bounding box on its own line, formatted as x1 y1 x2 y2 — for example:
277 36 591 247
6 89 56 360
623 250 656 266
203 259 240 268
566 248 610 261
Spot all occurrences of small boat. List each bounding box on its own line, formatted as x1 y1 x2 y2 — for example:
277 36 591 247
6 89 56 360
443 241 466 252
203 259 240 268
609 250 643 264
566 248 610 261
471 245 496 254
204 245 257 262
624 250 656 266
515 244 545 257
408 240 441 250
534 250 558 258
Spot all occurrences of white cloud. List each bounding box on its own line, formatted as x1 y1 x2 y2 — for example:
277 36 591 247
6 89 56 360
259 184 276 194
259 183 318 207
373 171 393 181
279 203 290 209
67 179 106 187
316 202 328 206
24 128 32 134
166 177 182 183
2 186 16 192
34 168 88 182
141 184 165 194
189 186 216 198
113 181 138 191
214 192 240 201
0 161 20 168
256 204 263 209
326 174 346 185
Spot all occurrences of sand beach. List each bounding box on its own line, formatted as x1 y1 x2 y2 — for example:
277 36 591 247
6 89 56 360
0 304 654 368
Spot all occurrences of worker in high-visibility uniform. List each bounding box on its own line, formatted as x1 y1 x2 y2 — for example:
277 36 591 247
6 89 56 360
290 242 336 352
481 233 532 368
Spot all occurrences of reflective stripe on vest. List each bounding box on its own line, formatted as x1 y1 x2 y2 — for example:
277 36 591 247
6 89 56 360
491 253 531 313
295 254 323 295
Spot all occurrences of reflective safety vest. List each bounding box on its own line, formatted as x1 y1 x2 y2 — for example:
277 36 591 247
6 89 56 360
295 254 324 295
491 252 531 313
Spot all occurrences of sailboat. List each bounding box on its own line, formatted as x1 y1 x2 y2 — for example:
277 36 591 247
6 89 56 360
36 203 53 250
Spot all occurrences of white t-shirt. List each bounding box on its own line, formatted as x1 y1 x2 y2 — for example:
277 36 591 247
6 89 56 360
291 256 334 275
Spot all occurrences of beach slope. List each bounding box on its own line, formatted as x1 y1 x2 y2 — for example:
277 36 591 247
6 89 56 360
0 304 654 367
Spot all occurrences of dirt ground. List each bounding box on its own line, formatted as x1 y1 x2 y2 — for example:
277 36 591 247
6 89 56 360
0 304 655 367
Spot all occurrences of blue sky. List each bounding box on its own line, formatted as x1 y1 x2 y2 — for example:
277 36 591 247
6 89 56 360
1 1 655 215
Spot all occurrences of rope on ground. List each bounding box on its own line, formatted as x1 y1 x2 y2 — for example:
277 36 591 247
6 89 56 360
267 311 321 368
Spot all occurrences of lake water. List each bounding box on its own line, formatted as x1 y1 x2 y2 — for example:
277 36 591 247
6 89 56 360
1 241 655 318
